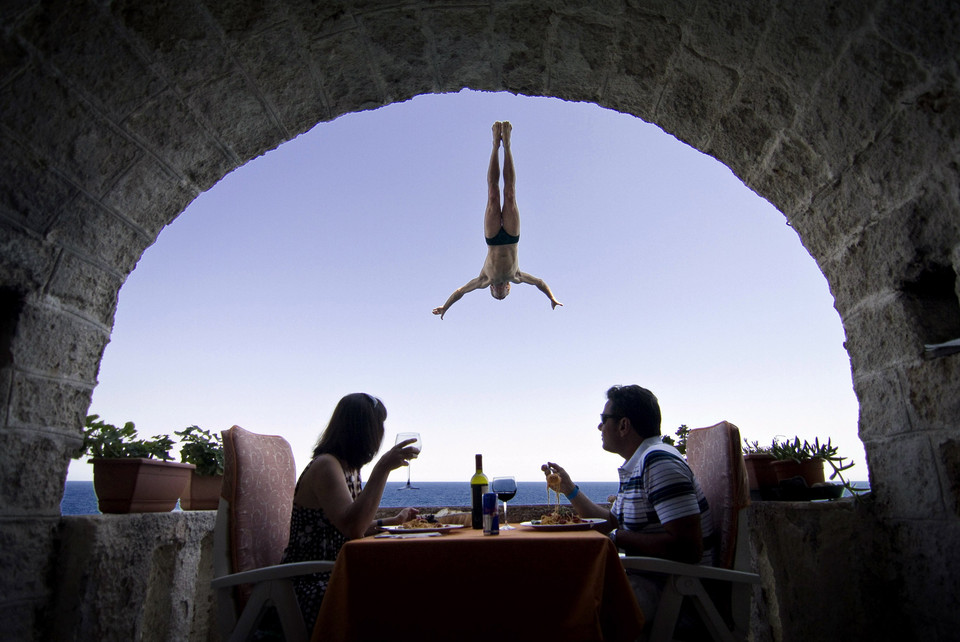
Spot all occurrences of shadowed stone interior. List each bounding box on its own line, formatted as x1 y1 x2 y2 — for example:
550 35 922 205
1 1 958 639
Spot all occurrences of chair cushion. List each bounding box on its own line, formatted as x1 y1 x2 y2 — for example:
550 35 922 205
221 425 298 584
686 421 750 569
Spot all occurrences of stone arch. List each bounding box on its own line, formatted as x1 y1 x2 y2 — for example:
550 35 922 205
1 1 958 638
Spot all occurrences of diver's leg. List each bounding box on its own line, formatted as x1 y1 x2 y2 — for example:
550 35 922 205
500 121 519 237
484 122 503 239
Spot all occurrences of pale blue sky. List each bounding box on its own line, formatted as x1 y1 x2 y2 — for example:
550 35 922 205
68 89 864 484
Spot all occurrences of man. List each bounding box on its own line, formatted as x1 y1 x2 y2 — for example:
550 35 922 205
542 385 713 623
432 121 562 319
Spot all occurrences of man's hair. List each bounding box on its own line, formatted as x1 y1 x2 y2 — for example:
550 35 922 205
490 282 510 299
312 393 387 469
606 385 661 438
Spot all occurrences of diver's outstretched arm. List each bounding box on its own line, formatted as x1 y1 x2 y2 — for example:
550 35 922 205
516 271 563 309
432 275 488 319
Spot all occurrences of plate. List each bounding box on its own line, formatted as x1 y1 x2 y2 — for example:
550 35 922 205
520 517 607 531
380 523 465 534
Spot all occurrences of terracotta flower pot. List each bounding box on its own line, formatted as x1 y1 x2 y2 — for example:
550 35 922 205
744 453 778 490
180 471 223 510
772 458 825 487
92 458 195 513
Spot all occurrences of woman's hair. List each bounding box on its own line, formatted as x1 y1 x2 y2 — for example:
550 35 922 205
312 393 387 470
606 385 661 438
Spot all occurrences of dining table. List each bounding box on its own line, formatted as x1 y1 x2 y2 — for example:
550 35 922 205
312 523 644 641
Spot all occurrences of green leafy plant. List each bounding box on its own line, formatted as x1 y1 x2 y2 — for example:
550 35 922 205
662 424 690 455
78 414 174 460
175 425 224 476
766 436 863 497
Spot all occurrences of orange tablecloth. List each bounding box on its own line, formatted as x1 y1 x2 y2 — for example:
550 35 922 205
313 527 644 641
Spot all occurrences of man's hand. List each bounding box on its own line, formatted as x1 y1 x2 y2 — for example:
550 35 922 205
550 298 563 310
432 306 446 319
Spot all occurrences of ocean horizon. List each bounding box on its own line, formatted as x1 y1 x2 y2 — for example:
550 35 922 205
60 480 621 515
61 479 870 515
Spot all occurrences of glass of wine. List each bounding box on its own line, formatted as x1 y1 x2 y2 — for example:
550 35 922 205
395 432 421 490
491 476 518 529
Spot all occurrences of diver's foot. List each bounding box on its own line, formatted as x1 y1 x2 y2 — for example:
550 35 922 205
492 121 502 145
501 121 512 146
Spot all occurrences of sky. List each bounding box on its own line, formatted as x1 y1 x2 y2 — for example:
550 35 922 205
67 89 865 485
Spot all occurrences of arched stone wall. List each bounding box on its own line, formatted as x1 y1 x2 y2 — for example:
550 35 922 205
1 1 957 638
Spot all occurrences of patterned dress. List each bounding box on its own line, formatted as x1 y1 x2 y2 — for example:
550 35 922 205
281 463 362 628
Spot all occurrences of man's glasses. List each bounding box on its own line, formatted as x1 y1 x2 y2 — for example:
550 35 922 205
600 413 623 424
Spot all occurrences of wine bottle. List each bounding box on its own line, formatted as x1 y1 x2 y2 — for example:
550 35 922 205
470 454 488 529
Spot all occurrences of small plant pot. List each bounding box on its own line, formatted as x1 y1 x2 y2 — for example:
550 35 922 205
180 471 223 510
772 458 825 487
92 458 195 513
744 453 778 490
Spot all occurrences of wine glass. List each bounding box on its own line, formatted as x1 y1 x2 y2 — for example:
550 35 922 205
491 476 518 529
395 432 421 490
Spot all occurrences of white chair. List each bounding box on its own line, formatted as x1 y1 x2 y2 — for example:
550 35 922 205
211 425 335 642
621 421 760 642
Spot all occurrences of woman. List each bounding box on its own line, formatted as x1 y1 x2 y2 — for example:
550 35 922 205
281 393 420 627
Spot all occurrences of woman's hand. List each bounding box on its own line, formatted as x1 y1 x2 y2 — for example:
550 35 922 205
541 462 576 495
377 438 420 472
394 507 420 524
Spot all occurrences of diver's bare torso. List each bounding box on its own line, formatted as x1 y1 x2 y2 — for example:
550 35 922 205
482 244 521 284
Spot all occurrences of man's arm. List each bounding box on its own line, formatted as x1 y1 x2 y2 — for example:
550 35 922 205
614 514 704 563
432 275 487 319
515 271 563 309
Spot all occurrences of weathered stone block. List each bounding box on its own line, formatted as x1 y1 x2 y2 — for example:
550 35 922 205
903 357 960 428
601 11 679 119
853 368 914 441
48 194 149 277
44 252 122 327
495 4 551 96
112 0 233 96
869 434 946 520
0 132 78 235
363 8 437 102
686 0 772 66
655 46 738 150
15 0 165 122
548 15 618 103
887 518 960 638
0 430 73 515
0 225 57 293
308 29 383 119
12 301 109 381
754 133 830 218
426 7 498 91
7 371 91 436
799 34 923 176
0 519 59 602
841 292 923 373
122 90 235 189
748 499 908 642
47 512 217 641
99 155 199 239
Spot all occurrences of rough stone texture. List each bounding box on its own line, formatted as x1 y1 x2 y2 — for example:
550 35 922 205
748 498 911 642
1 1 959 639
47 512 217 642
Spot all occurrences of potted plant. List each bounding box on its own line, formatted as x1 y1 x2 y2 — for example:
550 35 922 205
742 439 778 491
176 425 224 510
77 414 195 513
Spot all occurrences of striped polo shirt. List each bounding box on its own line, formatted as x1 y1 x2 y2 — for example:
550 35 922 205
611 436 714 565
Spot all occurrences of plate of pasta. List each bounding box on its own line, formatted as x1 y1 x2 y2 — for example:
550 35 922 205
381 518 465 534
520 516 606 531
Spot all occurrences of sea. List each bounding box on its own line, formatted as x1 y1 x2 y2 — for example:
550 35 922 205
60 480 620 515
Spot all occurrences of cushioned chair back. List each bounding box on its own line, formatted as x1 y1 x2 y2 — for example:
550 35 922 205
686 421 750 569
221 425 298 606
